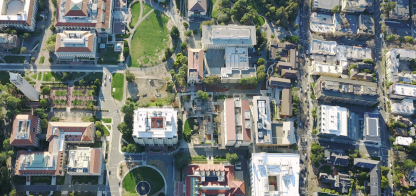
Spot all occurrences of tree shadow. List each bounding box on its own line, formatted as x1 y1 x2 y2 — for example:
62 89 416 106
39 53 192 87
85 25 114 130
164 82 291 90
154 10 164 29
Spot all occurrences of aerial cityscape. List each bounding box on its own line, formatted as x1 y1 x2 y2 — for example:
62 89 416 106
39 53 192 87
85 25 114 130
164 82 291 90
0 0 414 195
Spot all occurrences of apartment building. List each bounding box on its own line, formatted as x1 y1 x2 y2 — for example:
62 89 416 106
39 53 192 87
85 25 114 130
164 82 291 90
314 76 378 106
389 83 416 100
223 98 251 147
320 105 349 137
391 99 415 115
0 0 38 31
363 112 381 146
201 25 256 49
132 108 178 146
386 48 416 83
54 30 97 63
10 114 41 147
310 61 342 78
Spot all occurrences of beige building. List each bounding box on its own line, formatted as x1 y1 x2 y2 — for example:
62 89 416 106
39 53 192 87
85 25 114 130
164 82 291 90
187 48 204 85
54 30 97 63
188 0 207 17
223 98 251 147
0 0 38 31
0 34 20 50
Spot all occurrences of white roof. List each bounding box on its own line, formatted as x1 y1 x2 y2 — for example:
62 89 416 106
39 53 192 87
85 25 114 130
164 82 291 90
0 0 31 21
225 47 249 68
391 83 416 98
394 136 413 146
250 153 300 196
132 108 178 139
320 105 348 136
202 25 257 46
67 147 92 172
309 39 337 55
391 99 415 115
311 61 342 74
310 12 335 33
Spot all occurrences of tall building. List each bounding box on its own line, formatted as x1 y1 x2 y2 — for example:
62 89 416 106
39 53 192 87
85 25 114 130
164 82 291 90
0 0 38 31
9 72 40 101
249 153 300 196
223 98 251 147
133 108 178 146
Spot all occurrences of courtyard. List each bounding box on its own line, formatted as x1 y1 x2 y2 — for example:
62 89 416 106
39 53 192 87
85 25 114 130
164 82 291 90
122 166 165 195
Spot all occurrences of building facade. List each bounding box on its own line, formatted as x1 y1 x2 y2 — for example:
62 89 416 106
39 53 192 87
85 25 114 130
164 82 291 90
54 30 97 63
9 72 40 101
132 108 178 146
0 0 38 31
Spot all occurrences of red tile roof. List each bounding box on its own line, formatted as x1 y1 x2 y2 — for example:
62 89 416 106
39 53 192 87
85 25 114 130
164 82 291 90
46 122 94 142
188 48 204 79
64 0 88 16
224 99 236 141
89 149 101 174
55 31 95 53
10 114 39 147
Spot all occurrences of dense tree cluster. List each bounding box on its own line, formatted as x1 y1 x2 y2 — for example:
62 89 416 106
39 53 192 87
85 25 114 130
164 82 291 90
202 76 221 85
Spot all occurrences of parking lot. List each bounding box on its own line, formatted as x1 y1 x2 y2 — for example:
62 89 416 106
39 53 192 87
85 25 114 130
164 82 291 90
385 20 413 37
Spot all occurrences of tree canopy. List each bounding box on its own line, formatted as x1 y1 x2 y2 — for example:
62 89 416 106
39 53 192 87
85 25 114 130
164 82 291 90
174 151 191 169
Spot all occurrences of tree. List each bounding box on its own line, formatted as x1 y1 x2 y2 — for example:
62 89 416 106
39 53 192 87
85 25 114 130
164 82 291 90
183 22 189 28
46 44 55 52
2 138 10 150
31 57 35 62
221 0 230 7
174 151 190 169
358 172 369 179
180 56 188 65
403 159 416 171
40 98 49 108
257 65 266 82
96 130 102 138
117 122 129 134
331 5 340 13
0 152 7 163
202 76 221 85
310 143 324 165
126 144 137 153
78 79 86 86
180 42 188 51
387 34 395 41
381 166 389 176
123 47 129 57
197 90 209 100
385 1 396 12
23 33 31 40
166 81 174 93
226 153 239 164
240 76 257 86
6 96 20 109
42 86 51 95
8 189 17 196
40 119 48 129
257 58 266 65
121 101 135 116
20 47 27 54
51 116 60 122
170 26 180 39
165 47 173 59
125 69 135 82
94 78 102 86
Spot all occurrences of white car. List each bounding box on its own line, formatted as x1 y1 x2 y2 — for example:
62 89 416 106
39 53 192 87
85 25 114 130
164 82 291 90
235 162 242 170
109 76 112 81
104 80 106 86
306 50 309 55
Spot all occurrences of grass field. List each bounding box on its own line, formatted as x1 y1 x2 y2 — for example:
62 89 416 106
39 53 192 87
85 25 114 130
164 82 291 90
130 10 170 67
102 118 112 123
40 56 45 64
142 2 153 15
129 2 141 28
43 72 63 81
37 72 42 80
147 97 172 107
31 73 38 80
111 73 124 101
123 166 164 195
254 15 265 26
97 47 121 64
73 90 84 96
3 56 25 63
103 125 110 136
55 90 67 96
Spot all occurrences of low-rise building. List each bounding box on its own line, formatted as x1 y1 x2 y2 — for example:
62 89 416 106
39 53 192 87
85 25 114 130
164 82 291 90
394 136 414 146
185 164 245 196
408 169 416 187
281 88 293 117
281 69 298 79
389 83 416 100
391 99 415 115
389 0 410 20
314 76 378 106
312 0 340 12
67 147 102 175
46 122 95 144
320 105 349 137
354 158 380 196
310 12 336 34
132 108 178 146
276 49 297 70
202 25 256 49
386 48 416 82
0 0 38 31
337 45 372 61
10 114 41 147
350 68 373 82
221 46 256 83
320 173 351 194
188 0 207 17
363 112 381 146
270 121 296 146
269 41 296 60
310 61 342 77
249 153 300 196
223 98 251 148
0 34 20 51
187 48 204 85
341 0 368 13
310 39 337 55
358 14 375 35
268 77 291 88
252 96 272 145
54 30 97 63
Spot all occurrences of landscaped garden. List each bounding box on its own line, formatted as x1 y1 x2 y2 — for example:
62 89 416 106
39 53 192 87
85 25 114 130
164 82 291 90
129 2 141 28
55 90 67 96
3 56 25 63
54 100 67 105
97 47 121 64
111 73 124 101
102 118 112 123
130 10 170 67
122 166 164 195
72 100 83 106
73 90 84 96
43 72 63 81
40 56 45 64
83 72 103 84
102 125 110 136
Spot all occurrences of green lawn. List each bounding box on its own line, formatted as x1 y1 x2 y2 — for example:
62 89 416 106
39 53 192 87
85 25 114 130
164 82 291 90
72 100 83 105
0 71 10 84
123 166 164 195
212 0 222 18
69 72 86 80
97 47 121 64
130 10 170 67
103 125 110 136
72 176 98 185
37 72 42 80
147 96 173 107
55 90 67 96
73 90 84 96
30 176 51 185
31 73 38 80
102 118 112 123
87 90 95 96
183 118 193 142
54 99 67 105
3 56 25 63
83 72 103 84
254 15 265 26
43 72 63 81
40 56 45 64
142 2 153 15
129 2 141 28
111 73 124 101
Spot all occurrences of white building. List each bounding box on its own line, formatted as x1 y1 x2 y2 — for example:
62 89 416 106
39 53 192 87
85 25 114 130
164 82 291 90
202 25 256 49
188 0 207 17
363 112 381 146
55 31 97 63
310 12 336 33
249 153 300 196
386 48 416 83
133 108 178 146
389 83 416 100
223 98 251 147
391 99 415 115
310 61 342 77
309 39 337 55
9 72 39 101
394 136 414 146
341 0 368 13
0 0 38 31
320 105 348 137
67 147 102 176
252 96 273 146
221 47 256 83
336 45 372 61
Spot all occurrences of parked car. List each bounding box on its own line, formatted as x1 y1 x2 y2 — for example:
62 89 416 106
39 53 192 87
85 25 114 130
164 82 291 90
235 162 242 170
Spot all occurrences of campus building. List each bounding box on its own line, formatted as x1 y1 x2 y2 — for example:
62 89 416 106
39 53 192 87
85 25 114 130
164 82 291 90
67 147 102 176
54 30 97 63
9 72 40 101
249 153 300 196
10 114 41 147
221 47 256 83
201 25 256 49
132 108 178 146
0 0 38 31
314 76 378 106
54 0 113 34
223 98 252 147
391 99 415 115
188 0 207 17
0 34 20 50
187 48 204 85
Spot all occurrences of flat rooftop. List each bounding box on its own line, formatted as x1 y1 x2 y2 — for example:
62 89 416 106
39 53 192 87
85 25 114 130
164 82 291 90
202 25 256 46
320 105 348 136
